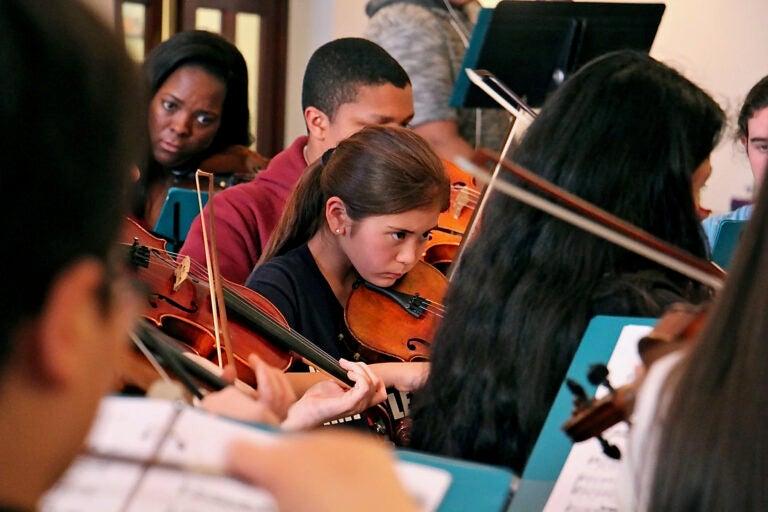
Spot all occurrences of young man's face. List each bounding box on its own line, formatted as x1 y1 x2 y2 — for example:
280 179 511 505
743 106 768 190
324 83 414 148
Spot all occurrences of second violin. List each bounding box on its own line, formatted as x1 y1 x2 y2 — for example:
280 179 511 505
562 303 710 450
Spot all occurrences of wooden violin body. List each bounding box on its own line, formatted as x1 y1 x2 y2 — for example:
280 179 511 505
422 159 483 274
122 218 292 386
122 219 409 443
344 260 448 363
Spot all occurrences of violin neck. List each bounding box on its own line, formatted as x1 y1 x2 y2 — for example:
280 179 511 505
221 287 353 386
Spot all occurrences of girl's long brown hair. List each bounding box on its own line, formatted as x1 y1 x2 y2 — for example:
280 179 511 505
260 125 450 262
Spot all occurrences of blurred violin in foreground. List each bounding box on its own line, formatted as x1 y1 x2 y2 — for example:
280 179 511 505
561 303 710 458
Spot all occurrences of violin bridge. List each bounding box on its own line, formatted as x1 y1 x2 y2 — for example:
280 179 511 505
173 256 191 291
452 186 471 219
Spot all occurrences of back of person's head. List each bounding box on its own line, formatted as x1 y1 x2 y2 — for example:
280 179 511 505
0 0 145 368
737 75 768 139
507 49 723 269
410 50 723 473
262 126 449 260
143 30 251 149
301 37 410 120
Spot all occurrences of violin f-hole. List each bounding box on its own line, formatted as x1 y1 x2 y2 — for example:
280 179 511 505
406 338 431 352
148 293 199 314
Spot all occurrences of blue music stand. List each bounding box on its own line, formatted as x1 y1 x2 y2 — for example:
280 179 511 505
398 449 514 512
711 219 748 270
153 187 209 253
508 315 656 511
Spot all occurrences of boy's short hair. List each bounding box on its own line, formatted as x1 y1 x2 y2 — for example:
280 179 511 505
301 37 410 120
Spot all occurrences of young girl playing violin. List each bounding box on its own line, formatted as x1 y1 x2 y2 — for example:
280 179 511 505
200 126 448 432
408 50 725 475
245 125 450 366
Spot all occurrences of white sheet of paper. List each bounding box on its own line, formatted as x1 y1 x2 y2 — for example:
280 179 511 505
40 396 452 512
543 324 652 512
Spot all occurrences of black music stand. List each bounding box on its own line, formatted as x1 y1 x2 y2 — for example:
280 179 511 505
449 1 666 110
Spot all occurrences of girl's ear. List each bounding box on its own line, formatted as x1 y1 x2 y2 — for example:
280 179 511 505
325 196 350 235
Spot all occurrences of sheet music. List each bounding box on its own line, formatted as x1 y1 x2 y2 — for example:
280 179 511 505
40 396 451 512
543 324 653 512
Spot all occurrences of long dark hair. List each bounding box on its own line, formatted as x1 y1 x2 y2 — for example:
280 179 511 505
262 126 450 261
648 138 768 510
133 30 251 218
409 50 724 474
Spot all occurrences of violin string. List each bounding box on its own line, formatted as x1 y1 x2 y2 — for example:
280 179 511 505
122 240 358 386
454 187 482 200
155 245 452 314
127 242 449 353
424 304 446 317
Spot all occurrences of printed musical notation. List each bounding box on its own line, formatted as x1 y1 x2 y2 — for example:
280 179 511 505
543 325 652 512
39 396 451 512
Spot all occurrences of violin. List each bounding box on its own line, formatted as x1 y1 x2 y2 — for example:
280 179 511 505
143 146 269 228
122 218 407 442
126 318 233 399
423 231 462 275
422 159 483 273
344 259 448 363
122 218 362 387
435 159 480 236
172 145 269 190
561 303 709 453
123 217 291 386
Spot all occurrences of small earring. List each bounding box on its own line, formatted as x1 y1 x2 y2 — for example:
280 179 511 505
335 228 341 234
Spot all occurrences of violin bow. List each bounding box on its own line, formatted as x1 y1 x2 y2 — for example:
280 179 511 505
130 319 230 400
455 150 726 291
194 170 236 369
447 69 538 280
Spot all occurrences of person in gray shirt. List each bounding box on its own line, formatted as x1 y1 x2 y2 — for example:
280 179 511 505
365 0 510 161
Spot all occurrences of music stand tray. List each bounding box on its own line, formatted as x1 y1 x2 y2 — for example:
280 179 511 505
450 1 665 110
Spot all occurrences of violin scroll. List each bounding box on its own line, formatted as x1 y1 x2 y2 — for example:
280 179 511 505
562 366 630 459
561 302 710 454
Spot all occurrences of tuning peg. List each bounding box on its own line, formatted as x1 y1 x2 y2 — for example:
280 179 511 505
587 363 615 392
566 378 589 402
597 435 621 460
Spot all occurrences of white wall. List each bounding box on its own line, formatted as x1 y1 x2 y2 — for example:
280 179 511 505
285 0 768 213
284 0 369 143
598 0 768 213
79 0 114 28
